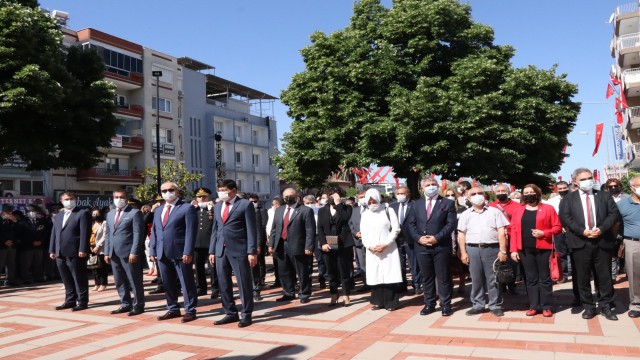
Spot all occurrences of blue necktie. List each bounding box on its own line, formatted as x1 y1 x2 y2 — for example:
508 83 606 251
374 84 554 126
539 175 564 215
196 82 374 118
399 203 405 225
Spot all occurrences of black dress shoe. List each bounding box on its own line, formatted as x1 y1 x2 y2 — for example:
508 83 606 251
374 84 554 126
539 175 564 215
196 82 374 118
275 295 295 302
128 308 144 316
582 309 597 319
210 290 220 299
157 311 182 321
420 306 435 316
72 305 88 312
55 303 75 310
628 310 640 318
415 287 424 295
196 289 207 297
490 309 504 317
111 306 132 315
601 307 618 321
148 287 165 295
238 317 252 328
442 307 453 316
214 314 239 325
319 280 327 289
300 297 311 304
181 313 197 323
253 292 263 301
466 308 484 316
150 277 159 284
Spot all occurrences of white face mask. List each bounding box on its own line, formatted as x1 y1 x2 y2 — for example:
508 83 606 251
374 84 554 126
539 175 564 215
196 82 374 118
198 202 208 209
634 187 640 197
27 211 37 219
424 186 438 198
113 198 127 209
446 195 455 201
252 202 258 209
457 187 464 194
319 198 328 206
470 194 485 206
305 204 315 209
217 191 230 202
62 199 76 209
578 179 594 191
396 194 408 203
162 192 177 201
357 198 367 206
368 203 380 212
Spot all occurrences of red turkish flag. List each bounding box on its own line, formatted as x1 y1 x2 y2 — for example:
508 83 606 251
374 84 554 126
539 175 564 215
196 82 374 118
606 83 615 99
592 123 604 157
610 74 621 86
616 110 624 124
593 169 600 182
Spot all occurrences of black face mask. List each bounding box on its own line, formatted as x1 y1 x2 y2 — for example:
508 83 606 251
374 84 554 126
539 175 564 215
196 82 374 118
328 197 335 206
496 194 508 202
523 194 537 204
465 199 472 208
284 196 296 205
609 187 622 195
558 190 569 197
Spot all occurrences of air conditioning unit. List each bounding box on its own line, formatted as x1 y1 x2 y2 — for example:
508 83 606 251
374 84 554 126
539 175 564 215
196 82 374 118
125 186 135 194
177 118 183 128
177 90 184 99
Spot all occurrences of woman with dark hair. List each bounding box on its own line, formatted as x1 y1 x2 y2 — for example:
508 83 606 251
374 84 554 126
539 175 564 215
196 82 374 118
317 188 354 306
510 184 562 317
90 207 108 291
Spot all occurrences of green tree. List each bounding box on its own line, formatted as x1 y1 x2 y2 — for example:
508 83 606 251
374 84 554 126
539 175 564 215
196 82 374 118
0 0 118 170
277 0 579 196
135 160 204 202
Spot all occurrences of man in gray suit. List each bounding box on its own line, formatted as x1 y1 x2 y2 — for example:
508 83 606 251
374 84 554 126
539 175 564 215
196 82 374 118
104 190 145 316
349 190 370 292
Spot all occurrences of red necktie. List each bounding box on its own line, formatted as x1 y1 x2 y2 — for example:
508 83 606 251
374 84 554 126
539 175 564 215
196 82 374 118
222 202 230 223
426 199 433 219
114 209 122 227
585 193 594 229
162 205 171 227
282 207 291 240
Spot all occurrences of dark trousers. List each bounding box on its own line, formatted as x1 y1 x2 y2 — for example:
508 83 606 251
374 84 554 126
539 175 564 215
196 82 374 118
572 241 614 310
322 246 353 296
0 248 17 284
20 248 43 283
416 246 452 308
194 248 218 292
93 254 109 286
56 256 89 306
402 244 422 289
216 251 254 318
519 249 552 310
354 245 367 285
158 256 198 314
110 253 145 309
275 240 312 299
371 283 400 309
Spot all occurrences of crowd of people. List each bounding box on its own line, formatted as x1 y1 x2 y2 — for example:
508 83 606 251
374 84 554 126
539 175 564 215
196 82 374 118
2 165 639 327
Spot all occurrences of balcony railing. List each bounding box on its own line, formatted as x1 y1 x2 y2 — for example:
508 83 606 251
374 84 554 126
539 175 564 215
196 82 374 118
76 167 142 183
617 2 639 16
618 33 640 52
104 68 143 85
115 103 143 118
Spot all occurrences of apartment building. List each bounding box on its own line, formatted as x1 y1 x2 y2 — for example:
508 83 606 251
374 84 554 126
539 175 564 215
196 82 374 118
181 60 279 202
612 1 640 170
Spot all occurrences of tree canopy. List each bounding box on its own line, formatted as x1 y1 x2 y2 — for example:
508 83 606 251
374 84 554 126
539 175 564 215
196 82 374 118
135 160 204 202
0 0 118 170
277 0 580 194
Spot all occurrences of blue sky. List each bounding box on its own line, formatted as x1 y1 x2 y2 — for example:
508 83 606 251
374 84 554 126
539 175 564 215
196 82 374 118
38 0 624 183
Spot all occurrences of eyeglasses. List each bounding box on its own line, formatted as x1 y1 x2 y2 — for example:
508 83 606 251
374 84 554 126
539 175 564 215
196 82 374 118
160 189 176 193
468 192 483 196
607 185 619 189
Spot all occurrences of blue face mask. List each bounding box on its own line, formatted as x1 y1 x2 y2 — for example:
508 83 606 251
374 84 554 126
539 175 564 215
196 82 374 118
423 186 438 197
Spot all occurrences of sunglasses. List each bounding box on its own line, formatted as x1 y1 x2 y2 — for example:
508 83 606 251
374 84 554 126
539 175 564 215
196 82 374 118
607 185 619 189
161 189 176 193
196 195 207 198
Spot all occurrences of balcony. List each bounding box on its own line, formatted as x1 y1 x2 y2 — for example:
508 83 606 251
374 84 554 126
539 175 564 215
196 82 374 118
104 68 143 90
627 106 640 129
615 2 640 27
114 103 143 118
106 135 143 154
76 167 142 184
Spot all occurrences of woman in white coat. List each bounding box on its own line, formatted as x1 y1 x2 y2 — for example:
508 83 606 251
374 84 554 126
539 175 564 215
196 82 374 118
361 189 402 311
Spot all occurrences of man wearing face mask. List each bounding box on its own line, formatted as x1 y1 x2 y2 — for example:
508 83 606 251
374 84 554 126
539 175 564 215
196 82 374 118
304 194 327 289
24 204 51 283
103 190 146 316
489 184 520 294
559 168 620 321
190 187 219 299
406 178 458 316
546 181 573 285
269 188 316 303
248 193 268 300
389 186 422 294
49 192 91 311
457 187 510 317
616 175 640 318
457 181 472 209
349 190 370 292
149 182 198 323
604 178 628 285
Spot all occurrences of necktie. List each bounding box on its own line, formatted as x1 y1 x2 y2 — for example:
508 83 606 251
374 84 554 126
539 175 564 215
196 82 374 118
585 193 594 229
222 202 230 223
399 203 405 225
62 210 71 227
114 208 122 227
426 199 433 220
162 205 171 227
282 207 291 240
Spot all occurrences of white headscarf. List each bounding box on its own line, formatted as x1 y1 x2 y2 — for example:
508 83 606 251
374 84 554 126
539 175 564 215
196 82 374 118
364 188 382 212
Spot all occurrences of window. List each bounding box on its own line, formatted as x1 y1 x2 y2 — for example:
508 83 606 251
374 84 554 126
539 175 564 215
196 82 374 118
20 180 44 196
105 158 120 171
252 154 260 166
252 129 258 144
152 128 173 144
215 121 224 134
237 179 243 191
235 151 242 164
235 125 242 141
255 180 261 193
152 97 172 113
271 181 276 191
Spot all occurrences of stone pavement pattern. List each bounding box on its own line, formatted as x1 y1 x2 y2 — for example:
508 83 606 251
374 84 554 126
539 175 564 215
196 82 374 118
0 274 639 359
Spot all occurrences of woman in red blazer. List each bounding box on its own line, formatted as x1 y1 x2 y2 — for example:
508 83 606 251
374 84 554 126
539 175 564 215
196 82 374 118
510 184 562 317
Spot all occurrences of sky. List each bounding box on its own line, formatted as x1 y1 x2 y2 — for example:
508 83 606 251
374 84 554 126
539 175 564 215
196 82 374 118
37 0 625 184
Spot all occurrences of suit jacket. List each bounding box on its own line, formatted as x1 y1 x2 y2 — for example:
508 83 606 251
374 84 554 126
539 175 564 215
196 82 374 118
348 205 364 247
104 205 145 259
405 196 457 253
509 203 562 252
195 207 214 249
149 200 197 260
49 207 91 257
317 203 354 248
559 190 620 250
269 203 316 255
255 206 268 250
389 201 413 246
209 197 257 257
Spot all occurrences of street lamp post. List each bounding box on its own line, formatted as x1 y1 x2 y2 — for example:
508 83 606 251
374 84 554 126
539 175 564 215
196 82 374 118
152 70 163 195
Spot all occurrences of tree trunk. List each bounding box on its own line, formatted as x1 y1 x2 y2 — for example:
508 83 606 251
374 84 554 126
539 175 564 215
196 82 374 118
405 171 421 200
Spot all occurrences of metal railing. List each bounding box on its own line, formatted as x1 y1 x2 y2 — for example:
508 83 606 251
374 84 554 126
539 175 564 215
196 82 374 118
618 33 640 51
617 2 639 16
96 168 130 176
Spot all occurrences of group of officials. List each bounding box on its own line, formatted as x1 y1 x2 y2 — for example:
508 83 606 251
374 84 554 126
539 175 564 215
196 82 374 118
45 166 640 327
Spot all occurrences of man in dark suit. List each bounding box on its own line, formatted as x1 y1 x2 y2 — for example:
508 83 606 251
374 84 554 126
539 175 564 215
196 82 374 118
248 193 268 301
191 187 220 299
349 190 369 292
559 167 620 321
269 188 316 303
209 179 257 327
49 192 91 311
406 177 458 316
104 190 145 316
149 182 198 323
389 186 422 294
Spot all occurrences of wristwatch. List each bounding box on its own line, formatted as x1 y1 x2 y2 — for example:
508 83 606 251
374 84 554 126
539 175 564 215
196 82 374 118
499 250 507 254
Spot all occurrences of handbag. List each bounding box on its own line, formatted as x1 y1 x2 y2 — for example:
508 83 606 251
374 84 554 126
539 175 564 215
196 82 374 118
325 235 339 250
86 254 100 270
550 237 563 282
493 258 514 286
